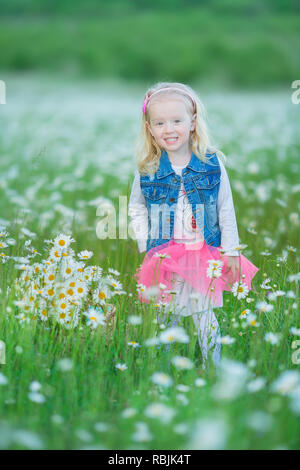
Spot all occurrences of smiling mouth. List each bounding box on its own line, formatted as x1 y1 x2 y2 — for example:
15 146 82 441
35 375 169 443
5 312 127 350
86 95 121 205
164 137 178 143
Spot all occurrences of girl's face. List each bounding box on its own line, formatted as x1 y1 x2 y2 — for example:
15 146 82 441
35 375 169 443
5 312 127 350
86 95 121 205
145 96 196 153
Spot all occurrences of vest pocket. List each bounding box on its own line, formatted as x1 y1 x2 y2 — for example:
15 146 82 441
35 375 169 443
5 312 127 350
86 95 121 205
141 184 169 201
193 173 220 203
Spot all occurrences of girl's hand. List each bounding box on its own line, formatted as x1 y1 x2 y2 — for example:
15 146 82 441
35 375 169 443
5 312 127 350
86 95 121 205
225 256 241 280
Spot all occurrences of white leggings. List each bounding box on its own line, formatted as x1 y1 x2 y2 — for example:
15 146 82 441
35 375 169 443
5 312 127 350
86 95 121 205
159 273 221 370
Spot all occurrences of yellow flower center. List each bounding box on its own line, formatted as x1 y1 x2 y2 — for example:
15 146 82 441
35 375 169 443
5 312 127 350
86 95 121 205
98 291 106 299
58 239 65 246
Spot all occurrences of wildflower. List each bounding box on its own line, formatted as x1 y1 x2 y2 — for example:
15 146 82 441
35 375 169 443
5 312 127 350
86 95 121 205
0 372 8 385
131 422 153 442
53 233 75 250
28 392 46 403
271 370 300 395
176 384 190 393
206 260 223 279
217 335 236 345
171 356 194 370
159 326 189 344
265 332 281 345
29 381 42 392
108 268 120 276
121 408 137 419
115 363 127 371
247 377 266 393
195 378 206 387
176 393 189 406
246 313 260 327
290 327 300 336
188 417 228 450
246 411 273 433
57 358 73 372
239 308 251 319
128 341 141 349
153 252 170 259
94 422 110 432
151 372 173 388
144 403 176 424
83 307 106 328
136 283 147 294
78 250 93 260
212 358 250 401
256 301 274 313
260 278 272 289
232 281 249 300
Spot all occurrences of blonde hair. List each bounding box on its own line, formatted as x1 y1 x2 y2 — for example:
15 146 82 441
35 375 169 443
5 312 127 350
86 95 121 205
134 81 226 176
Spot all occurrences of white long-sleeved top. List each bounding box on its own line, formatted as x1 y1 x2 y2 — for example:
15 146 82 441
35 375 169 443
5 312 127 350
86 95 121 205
128 156 241 256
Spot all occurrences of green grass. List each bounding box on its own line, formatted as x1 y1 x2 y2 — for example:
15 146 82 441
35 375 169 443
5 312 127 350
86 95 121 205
0 9 299 87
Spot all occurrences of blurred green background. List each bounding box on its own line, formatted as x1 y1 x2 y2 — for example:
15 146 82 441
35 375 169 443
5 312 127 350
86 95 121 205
0 0 299 89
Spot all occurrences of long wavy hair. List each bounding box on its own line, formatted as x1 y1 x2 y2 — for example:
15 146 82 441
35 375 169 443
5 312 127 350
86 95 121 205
134 81 226 176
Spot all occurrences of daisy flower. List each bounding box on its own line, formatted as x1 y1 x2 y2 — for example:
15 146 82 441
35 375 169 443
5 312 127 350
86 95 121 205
290 327 300 336
108 268 120 276
232 281 249 300
151 372 173 387
53 233 75 251
206 261 223 279
78 250 93 260
115 363 127 371
246 313 260 327
171 356 194 370
128 341 141 349
159 326 189 344
256 301 274 313
265 332 281 345
144 403 176 424
217 335 236 345
153 252 170 259
83 307 106 328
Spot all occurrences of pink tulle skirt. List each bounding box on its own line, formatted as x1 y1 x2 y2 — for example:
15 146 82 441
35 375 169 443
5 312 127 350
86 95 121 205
134 239 260 308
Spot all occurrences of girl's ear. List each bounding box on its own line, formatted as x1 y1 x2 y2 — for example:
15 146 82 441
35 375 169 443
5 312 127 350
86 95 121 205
191 113 197 131
145 121 154 137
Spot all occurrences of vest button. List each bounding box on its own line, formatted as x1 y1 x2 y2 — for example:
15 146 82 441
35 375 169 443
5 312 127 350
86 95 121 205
172 177 177 183
170 197 175 202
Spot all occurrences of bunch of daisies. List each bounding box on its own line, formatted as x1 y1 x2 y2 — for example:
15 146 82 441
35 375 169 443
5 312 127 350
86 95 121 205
14 233 125 329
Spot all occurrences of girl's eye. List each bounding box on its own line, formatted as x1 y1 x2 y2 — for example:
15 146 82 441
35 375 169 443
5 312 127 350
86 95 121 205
175 120 181 123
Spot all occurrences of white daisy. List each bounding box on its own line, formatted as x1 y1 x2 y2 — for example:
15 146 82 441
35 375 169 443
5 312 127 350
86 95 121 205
171 356 194 370
78 250 93 260
206 259 223 279
83 307 106 328
159 326 189 344
232 281 249 300
151 372 173 387
115 363 127 371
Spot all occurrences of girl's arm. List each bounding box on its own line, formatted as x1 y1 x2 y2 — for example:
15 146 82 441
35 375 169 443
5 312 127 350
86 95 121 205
216 157 241 257
128 170 148 253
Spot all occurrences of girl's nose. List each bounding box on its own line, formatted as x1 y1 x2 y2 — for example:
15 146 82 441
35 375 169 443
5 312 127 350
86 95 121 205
165 121 174 132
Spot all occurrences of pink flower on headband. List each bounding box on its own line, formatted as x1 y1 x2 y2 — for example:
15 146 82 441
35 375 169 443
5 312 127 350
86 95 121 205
142 87 196 114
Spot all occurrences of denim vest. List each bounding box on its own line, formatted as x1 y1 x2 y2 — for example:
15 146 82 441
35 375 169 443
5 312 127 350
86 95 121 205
140 150 222 252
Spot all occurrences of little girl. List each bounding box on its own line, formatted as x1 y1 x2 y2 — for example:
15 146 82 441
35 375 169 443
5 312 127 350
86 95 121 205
128 82 259 370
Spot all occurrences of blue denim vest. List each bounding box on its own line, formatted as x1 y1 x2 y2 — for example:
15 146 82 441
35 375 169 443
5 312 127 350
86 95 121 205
140 150 222 252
